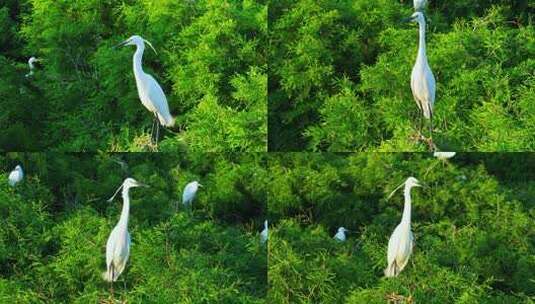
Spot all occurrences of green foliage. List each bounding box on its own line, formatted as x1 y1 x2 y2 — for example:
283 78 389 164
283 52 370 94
0 0 267 151
267 153 535 303
0 153 266 303
269 0 535 151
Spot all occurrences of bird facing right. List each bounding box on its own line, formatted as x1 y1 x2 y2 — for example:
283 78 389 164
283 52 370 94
182 181 202 210
385 177 421 277
8 165 24 187
333 227 348 242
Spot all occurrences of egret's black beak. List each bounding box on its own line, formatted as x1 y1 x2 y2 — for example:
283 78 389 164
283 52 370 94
113 40 128 49
401 17 413 23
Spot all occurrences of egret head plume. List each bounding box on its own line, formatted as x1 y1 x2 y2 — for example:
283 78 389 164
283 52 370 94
144 39 157 55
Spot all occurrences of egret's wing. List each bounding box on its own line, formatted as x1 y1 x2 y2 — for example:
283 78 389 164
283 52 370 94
105 227 119 267
387 224 402 264
146 75 172 123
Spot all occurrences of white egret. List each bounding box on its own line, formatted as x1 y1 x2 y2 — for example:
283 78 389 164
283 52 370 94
103 177 148 292
260 220 268 245
406 12 436 148
25 57 41 77
333 227 349 242
182 181 202 210
115 35 175 145
8 165 23 187
385 177 421 277
413 0 428 11
433 152 455 160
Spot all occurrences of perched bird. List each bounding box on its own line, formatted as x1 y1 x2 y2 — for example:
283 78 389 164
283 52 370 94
433 152 456 160
260 220 268 245
25 57 41 77
333 227 349 242
115 35 175 145
103 178 148 291
8 165 24 187
406 12 436 147
385 177 421 277
182 181 202 210
413 0 428 11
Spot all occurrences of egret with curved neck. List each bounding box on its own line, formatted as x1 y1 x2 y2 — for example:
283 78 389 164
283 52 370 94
385 177 421 277
103 178 148 294
406 12 436 149
116 35 175 145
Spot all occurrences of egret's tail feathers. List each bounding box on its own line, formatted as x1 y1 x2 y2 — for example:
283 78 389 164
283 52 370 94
158 113 175 127
102 270 113 282
384 262 398 277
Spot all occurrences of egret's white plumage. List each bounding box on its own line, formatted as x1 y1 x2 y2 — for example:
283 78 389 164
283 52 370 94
103 178 147 283
117 35 174 143
433 152 456 160
26 57 40 77
385 177 421 277
182 181 202 209
333 227 348 242
260 220 269 244
260 220 268 244
8 165 23 187
413 0 428 11
409 12 436 137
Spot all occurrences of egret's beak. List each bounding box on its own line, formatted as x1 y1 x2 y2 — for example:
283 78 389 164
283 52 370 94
198 184 204 188
144 40 158 55
401 17 413 23
113 40 129 49
136 182 150 188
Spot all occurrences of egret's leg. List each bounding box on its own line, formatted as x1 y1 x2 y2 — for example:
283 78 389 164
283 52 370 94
150 115 158 145
429 114 435 151
155 121 160 145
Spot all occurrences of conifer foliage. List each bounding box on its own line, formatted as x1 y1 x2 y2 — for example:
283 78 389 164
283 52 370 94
269 0 534 151
0 153 267 303
267 153 535 303
0 0 267 152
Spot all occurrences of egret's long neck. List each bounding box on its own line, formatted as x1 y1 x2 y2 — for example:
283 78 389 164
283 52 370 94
133 44 145 79
401 186 412 223
118 188 130 227
417 19 427 61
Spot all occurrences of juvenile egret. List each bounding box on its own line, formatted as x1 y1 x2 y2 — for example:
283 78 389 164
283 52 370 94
115 35 175 145
8 165 23 187
385 177 421 277
25 57 40 77
413 0 428 11
260 220 268 244
103 178 148 292
406 12 436 148
333 227 349 242
433 152 455 160
182 181 202 210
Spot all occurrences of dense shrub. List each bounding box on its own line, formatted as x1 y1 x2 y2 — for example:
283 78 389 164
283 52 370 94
0 0 267 152
267 153 535 303
269 0 535 151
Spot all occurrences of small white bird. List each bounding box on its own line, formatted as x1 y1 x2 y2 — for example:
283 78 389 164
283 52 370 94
182 181 202 209
115 35 175 145
433 152 456 160
25 57 41 77
260 220 268 244
8 165 24 187
333 227 349 242
413 0 428 11
103 178 147 288
407 12 436 146
385 177 421 277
